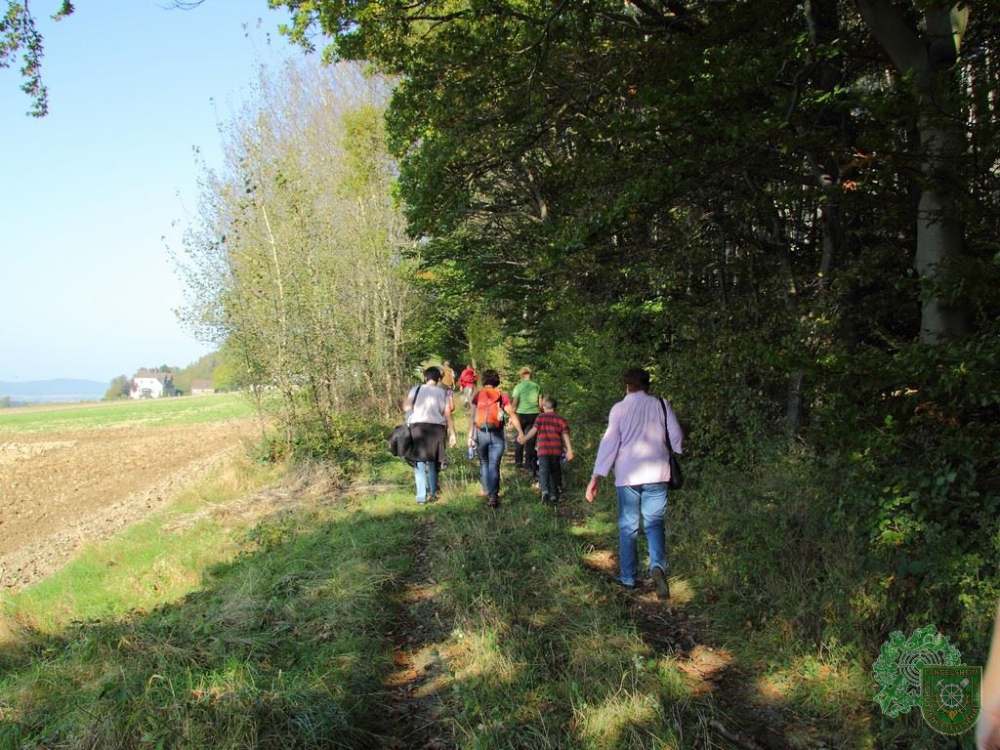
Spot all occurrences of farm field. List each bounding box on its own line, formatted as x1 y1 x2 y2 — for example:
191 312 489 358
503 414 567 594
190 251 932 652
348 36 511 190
0 394 259 590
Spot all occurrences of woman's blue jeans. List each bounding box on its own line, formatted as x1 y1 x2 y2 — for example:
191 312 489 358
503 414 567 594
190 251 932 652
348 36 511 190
616 482 668 586
475 428 505 497
414 461 438 503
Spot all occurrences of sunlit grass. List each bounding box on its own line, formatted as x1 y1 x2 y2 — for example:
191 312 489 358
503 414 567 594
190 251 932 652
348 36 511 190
0 456 283 632
0 392 256 434
1 425 894 748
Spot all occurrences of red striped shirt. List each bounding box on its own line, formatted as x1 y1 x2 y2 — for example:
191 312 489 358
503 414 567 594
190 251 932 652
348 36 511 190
534 411 569 456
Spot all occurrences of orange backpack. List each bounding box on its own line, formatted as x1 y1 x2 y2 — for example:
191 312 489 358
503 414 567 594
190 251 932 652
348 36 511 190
474 387 505 429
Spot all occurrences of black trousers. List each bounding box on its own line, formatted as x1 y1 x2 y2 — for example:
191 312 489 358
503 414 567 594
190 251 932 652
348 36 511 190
537 455 563 501
513 412 537 472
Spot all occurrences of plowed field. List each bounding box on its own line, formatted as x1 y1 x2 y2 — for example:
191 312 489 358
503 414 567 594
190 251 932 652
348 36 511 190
0 401 256 591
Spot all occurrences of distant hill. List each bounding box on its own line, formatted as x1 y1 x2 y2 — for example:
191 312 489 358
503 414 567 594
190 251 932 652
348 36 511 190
0 379 107 398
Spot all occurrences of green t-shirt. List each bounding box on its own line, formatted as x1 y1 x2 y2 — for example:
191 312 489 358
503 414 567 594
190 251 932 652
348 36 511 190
511 378 542 414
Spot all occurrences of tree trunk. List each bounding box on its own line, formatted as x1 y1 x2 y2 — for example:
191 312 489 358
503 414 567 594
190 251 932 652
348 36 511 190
855 0 969 343
914 105 968 343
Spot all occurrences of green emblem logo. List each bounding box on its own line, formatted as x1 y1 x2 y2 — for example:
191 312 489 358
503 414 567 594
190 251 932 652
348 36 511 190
920 665 981 735
872 624 962 717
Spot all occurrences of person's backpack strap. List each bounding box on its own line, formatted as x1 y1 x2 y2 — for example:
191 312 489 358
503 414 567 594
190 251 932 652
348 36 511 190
406 385 422 425
657 397 673 457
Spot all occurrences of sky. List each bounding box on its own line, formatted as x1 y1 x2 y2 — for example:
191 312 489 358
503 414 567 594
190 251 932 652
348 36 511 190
0 1 302 383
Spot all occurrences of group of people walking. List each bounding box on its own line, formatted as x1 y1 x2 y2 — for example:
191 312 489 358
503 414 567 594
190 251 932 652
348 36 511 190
401 364 683 599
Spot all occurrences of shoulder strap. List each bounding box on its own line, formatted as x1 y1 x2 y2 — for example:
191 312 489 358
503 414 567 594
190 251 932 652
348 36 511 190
658 397 674 457
408 385 423 422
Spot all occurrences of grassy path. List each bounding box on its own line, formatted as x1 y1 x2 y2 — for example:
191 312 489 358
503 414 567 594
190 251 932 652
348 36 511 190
0 411 875 748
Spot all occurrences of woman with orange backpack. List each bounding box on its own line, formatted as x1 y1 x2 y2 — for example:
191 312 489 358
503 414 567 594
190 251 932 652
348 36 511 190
468 369 525 508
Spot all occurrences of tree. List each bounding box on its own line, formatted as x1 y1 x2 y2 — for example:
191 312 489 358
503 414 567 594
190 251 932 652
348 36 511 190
1 1 73 116
103 374 130 400
177 57 420 451
856 1 972 343
268 0 998 406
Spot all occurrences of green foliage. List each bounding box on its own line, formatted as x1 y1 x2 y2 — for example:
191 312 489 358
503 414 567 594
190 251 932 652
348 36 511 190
265 3 1000 651
0 1 74 117
169 351 227 395
818 331 1000 652
176 58 421 453
253 408 391 474
465 308 510 376
103 374 131 400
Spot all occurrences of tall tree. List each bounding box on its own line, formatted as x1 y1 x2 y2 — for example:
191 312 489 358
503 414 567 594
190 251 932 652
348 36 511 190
856 1 972 343
177 58 419 449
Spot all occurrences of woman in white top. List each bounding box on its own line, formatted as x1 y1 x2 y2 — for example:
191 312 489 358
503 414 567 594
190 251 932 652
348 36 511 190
402 367 457 504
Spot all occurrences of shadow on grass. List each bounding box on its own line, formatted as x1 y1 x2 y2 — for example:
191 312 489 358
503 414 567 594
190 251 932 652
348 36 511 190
0 449 886 750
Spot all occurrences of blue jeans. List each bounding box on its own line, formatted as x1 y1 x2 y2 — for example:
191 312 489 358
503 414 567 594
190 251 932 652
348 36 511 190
475 428 505 497
414 461 438 503
616 482 668 586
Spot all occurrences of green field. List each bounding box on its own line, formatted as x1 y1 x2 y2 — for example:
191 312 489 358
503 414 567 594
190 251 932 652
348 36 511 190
0 393 257 434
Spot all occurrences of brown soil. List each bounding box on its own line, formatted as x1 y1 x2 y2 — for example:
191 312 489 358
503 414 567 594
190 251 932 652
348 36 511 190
0 419 256 591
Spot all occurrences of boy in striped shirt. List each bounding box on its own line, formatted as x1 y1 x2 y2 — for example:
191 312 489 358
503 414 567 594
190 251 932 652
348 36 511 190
519 396 574 504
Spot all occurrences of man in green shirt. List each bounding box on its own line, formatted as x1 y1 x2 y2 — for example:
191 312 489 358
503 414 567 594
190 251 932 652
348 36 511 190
511 366 542 476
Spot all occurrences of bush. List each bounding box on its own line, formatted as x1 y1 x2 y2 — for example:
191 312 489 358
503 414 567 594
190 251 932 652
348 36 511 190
814 332 1000 656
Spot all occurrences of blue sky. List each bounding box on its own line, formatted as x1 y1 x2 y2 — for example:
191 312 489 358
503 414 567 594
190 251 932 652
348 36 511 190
0 1 301 383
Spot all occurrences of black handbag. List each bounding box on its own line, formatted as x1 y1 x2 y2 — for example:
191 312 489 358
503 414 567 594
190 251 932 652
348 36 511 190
388 423 413 457
388 385 421 457
658 397 684 490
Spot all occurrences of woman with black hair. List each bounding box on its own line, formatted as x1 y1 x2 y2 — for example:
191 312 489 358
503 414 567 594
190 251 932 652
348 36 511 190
402 367 457 504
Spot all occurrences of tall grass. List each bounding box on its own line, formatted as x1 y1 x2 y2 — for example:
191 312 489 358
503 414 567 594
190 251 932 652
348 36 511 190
1 413 955 748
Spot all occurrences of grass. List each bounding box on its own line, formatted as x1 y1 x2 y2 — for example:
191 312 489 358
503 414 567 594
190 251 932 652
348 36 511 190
0 405 952 749
0 393 256 434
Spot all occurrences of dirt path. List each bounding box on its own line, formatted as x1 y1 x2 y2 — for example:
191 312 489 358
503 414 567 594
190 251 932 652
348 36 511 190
573 512 793 750
0 419 255 591
381 512 454 750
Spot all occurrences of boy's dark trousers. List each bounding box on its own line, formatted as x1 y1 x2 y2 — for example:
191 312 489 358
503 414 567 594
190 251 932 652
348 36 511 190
537 454 562 502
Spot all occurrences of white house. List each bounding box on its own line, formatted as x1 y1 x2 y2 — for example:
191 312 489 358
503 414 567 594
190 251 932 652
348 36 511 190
131 370 173 399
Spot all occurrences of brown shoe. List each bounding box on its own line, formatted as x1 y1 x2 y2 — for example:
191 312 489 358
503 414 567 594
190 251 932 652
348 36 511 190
487 495 500 508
